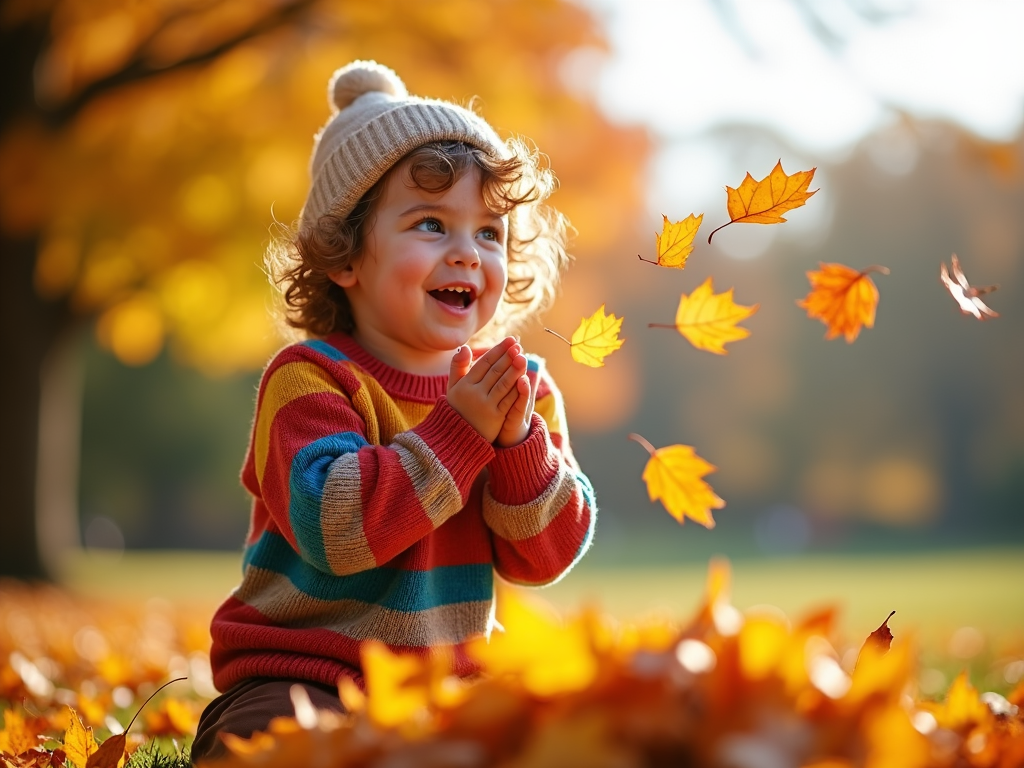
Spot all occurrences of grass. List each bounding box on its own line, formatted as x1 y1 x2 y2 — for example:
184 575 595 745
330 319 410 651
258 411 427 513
60 546 1024 650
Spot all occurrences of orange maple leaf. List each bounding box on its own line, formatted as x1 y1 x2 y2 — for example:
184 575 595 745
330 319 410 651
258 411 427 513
940 254 999 320
798 262 889 342
545 304 624 368
628 433 724 528
708 160 817 243
649 276 758 354
639 213 703 268
0 708 47 758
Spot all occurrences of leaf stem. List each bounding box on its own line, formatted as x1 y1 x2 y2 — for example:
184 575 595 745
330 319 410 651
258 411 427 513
543 328 573 346
637 254 658 265
860 265 891 277
647 323 678 329
707 221 730 244
627 432 657 457
124 677 188 735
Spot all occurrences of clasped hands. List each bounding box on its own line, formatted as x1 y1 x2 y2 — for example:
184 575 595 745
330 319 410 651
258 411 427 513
446 336 534 448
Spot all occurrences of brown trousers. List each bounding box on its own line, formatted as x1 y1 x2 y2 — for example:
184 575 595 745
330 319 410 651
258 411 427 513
191 678 346 765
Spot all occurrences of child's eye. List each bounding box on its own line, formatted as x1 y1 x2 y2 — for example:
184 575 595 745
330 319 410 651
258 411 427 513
479 227 501 242
415 218 443 233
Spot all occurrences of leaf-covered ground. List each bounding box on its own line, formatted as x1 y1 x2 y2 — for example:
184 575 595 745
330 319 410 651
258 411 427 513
3 558 1023 767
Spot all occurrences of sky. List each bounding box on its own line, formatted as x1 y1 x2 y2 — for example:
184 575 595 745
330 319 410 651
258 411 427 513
570 0 1024 256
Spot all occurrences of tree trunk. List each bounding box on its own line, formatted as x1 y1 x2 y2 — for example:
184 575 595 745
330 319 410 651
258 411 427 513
0 232 72 579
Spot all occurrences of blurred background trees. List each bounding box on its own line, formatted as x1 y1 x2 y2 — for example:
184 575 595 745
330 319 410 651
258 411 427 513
2 0 1020 581
0 0 649 577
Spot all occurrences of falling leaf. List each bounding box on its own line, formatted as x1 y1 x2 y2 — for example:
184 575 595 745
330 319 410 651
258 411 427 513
855 611 895 671
639 213 703 268
545 305 624 367
707 160 817 243
798 262 889 342
649 277 758 354
62 708 98 768
628 433 724 527
940 254 999 320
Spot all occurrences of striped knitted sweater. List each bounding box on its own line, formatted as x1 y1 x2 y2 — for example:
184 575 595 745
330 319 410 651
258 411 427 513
209 333 596 692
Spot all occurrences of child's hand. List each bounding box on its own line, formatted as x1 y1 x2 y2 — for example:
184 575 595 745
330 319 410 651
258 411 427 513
495 366 535 448
446 337 528 444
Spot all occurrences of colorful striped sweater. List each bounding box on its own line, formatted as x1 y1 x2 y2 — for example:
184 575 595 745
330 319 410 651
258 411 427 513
209 333 596 692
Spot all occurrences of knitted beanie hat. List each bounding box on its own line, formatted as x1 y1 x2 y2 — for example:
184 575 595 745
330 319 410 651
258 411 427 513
300 60 509 234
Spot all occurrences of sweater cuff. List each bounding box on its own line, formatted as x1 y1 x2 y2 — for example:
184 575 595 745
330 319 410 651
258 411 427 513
414 397 495 493
487 413 560 505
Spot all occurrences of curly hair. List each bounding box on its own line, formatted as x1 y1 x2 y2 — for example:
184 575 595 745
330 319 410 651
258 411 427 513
266 139 570 344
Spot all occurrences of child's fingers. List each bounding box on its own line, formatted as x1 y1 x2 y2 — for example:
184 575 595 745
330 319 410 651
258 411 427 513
464 337 516 384
503 375 531 415
475 342 520 391
487 350 527 398
447 345 473 389
497 378 523 413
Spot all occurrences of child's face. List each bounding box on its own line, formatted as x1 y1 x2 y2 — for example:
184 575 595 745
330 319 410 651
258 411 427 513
330 163 508 372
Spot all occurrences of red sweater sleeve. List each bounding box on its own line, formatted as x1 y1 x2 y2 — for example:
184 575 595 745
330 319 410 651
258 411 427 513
481 359 596 585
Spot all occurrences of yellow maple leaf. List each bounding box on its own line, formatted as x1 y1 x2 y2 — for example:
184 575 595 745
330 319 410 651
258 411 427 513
546 304 624 367
467 585 598 697
798 262 888 343
708 160 817 242
649 276 758 354
361 641 447 730
924 671 993 732
639 213 703 268
628 434 724 527
63 707 99 768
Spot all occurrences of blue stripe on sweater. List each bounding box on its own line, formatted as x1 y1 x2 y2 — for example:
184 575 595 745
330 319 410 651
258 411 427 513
243 529 493 612
302 339 349 362
288 431 369 572
573 471 597 561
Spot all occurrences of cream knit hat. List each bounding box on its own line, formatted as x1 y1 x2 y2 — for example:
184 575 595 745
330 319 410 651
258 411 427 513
300 60 509 234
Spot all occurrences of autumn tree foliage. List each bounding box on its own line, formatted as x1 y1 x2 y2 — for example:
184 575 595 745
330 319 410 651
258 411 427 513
0 0 650 578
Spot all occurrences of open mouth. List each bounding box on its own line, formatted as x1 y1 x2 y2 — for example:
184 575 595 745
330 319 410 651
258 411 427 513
428 286 476 309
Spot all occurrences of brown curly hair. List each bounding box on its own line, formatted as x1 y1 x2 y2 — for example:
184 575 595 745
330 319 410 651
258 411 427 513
266 139 570 343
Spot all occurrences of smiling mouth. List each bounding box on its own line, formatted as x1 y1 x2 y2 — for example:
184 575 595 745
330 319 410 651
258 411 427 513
429 286 475 309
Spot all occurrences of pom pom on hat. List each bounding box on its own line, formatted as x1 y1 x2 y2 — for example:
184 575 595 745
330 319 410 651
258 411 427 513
303 60 507 232
329 60 407 112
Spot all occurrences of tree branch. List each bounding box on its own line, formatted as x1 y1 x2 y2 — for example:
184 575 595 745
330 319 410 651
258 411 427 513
49 0 319 126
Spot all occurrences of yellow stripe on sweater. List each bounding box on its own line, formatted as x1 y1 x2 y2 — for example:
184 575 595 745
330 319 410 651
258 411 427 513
255 361 344 484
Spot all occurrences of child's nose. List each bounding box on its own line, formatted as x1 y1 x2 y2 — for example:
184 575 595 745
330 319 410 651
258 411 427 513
446 235 481 268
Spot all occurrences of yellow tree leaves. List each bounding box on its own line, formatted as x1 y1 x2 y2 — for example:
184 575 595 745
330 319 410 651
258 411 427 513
650 277 759 354
639 213 703 268
707 160 817 243
628 433 724 528
798 263 890 343
546 304 625 367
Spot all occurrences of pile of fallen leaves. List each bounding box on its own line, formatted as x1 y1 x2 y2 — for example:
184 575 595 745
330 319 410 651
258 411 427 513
0 581 210 767
5 564 1021 768
204 561 1024 768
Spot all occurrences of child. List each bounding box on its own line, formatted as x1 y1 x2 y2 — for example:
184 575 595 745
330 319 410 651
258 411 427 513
191 60 596 762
